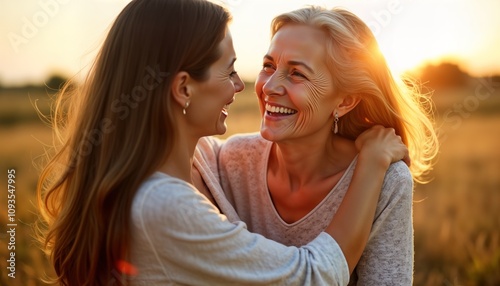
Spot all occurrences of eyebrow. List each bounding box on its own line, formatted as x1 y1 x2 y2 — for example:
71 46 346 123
264 55 314 73
228 57 237 69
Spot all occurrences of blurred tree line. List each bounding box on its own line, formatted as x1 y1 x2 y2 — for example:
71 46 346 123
0 74 67 92
410 62 500 90
417 62 470 88
0 63 499 92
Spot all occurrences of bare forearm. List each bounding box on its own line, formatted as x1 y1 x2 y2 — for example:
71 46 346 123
325 151 389 273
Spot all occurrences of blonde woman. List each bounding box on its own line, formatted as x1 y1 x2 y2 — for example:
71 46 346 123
37 1 409 285
218 7 438 285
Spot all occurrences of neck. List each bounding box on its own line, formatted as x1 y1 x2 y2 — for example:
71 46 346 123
269 133 357 188
158 133 199 184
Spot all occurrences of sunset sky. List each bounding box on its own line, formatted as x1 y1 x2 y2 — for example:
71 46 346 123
1 0 499 86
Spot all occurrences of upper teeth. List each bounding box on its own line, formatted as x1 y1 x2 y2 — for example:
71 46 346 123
265 103 296 114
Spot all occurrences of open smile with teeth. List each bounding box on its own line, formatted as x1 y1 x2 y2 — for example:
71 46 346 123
265 103 297 116
222 99 234 116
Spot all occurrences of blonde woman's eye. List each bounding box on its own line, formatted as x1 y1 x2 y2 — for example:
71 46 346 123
229 71 238 77
291 70 306 78
262 63 275 73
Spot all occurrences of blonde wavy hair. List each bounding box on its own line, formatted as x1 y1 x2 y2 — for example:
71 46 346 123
271 7 438 182
36 0 231 285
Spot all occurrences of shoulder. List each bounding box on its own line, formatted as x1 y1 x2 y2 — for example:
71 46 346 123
195 136 223 171
379 160 414 203
224 132 266 146
132 173 210 221
221 132 269 155
219 133 269 183
349 159 412 189
196 136 224 159
368 161 414 233
134 173 185 207
385 160 413 184
198 136 224 148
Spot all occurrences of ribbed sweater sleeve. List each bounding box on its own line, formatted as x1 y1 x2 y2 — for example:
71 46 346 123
348 161 414 285
129 172 350 285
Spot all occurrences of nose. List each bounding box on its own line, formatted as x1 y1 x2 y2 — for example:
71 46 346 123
262 72 284 96
234 73 245 93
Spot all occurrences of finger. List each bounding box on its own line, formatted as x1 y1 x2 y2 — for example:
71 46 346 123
403 153 411 167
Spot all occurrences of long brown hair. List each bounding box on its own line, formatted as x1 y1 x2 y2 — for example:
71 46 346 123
36 0 231 285
272 7 438 182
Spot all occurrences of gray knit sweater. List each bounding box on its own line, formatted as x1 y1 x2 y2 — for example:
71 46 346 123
218 133 414 285
128 138 350 285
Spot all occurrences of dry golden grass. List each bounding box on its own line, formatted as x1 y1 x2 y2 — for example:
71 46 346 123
0 123 55 285
413 116 500 285
0 84 499 285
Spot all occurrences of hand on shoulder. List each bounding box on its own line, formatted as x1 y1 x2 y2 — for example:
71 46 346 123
355 125 411 169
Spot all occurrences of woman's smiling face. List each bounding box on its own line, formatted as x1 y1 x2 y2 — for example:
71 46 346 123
188 30 244 136
255 24 340 143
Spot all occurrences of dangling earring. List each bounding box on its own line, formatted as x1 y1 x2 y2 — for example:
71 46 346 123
333 111 339 134
182 100 190 115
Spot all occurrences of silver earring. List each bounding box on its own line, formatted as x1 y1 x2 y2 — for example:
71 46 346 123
182 100 190 115
333 111 339 134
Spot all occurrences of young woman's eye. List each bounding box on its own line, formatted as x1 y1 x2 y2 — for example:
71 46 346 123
229 71 238 78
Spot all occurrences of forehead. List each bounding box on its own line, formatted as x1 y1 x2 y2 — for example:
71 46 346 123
218 31 235 61
268 24 327 61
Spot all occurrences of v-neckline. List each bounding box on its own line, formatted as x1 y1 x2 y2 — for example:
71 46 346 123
261 142 359 227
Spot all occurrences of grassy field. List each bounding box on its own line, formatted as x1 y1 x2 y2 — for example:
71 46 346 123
0 81 499 285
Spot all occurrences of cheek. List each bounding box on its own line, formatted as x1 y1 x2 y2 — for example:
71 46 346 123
211 78 234 99
255 71 268 96
196 81 231 112
255 72 269 113
292 73 333 130
302 72 333 113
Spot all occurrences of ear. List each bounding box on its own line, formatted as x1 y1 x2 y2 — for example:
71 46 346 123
335 94 361 117
171 71 192 108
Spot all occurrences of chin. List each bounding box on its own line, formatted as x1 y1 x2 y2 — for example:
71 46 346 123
215 125 227 136
260 128 277 142
260 124 293 143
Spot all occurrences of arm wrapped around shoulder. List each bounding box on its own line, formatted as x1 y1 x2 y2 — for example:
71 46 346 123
351 160 414 286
